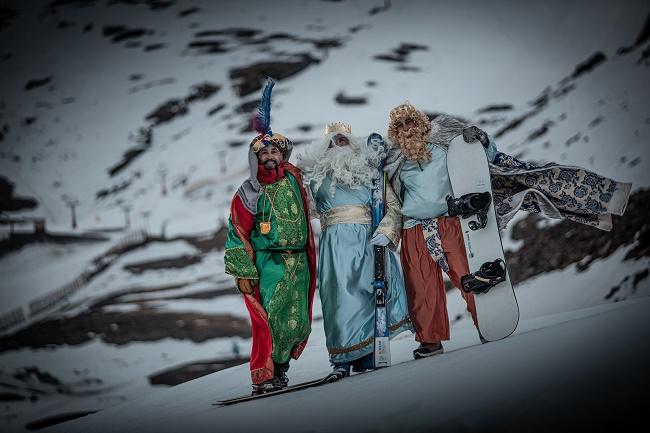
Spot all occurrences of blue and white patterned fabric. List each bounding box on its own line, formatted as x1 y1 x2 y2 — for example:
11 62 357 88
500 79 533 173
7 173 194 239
489 152 630 231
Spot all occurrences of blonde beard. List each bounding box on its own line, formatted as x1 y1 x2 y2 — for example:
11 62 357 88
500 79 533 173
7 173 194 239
395 126 432 162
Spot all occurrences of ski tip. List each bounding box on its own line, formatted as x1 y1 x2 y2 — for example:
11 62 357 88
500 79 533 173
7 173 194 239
214 399 239 406
325 373 342 382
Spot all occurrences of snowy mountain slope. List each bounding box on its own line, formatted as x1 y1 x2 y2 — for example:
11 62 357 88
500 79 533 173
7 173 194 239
1 1 649 432
0 0 646 326
1 0 648 234
0 235 111 310
2 238 647 433
40 297 650 433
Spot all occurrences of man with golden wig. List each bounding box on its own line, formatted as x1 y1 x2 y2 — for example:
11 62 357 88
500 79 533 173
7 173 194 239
383 102 631 358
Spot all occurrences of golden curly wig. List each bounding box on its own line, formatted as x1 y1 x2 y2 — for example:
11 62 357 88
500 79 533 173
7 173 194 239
387 102 432 162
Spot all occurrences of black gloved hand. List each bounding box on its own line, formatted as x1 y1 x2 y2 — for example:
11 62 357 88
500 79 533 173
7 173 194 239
462 126 489 149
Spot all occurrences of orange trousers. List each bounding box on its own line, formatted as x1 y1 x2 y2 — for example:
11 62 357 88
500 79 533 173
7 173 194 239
400 216 478 343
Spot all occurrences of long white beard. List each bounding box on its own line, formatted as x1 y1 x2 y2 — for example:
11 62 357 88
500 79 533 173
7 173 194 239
300 142 384 196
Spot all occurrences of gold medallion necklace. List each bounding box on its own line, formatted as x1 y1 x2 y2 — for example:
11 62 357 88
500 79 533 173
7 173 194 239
260 186 272 234
259 178 301 234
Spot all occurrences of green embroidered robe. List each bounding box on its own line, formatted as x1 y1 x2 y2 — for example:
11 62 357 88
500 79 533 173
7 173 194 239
225 173 311 364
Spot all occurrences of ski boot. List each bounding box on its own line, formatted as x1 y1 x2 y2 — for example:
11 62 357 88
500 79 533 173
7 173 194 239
413 342 444 359
351 353 374 373
331 362 350 379
446 192 492 230
461 259 506 294
273 361 290 389
251 377 282 395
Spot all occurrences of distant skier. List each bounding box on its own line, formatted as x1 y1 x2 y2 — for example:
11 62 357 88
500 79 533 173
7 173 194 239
224 79 317 394
383 102 631 359
298 123 411 377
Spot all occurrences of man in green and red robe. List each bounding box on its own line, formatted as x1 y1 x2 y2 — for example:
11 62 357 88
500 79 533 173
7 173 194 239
224 81 316 394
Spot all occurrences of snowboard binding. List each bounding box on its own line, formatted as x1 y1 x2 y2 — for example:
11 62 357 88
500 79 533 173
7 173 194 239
461 259 507 294
446 192 492 230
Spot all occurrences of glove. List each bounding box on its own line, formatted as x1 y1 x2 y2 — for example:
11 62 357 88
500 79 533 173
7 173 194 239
370 233 391 247
236 278 256 295
462 126 489 148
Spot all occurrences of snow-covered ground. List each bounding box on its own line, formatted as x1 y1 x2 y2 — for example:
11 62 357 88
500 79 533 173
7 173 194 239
2 236 648 432
38 296 650 433
0 238 111 310
1 0 649 431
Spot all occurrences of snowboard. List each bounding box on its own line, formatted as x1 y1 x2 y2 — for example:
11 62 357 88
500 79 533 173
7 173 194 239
213 373 341 406
446 134 519 341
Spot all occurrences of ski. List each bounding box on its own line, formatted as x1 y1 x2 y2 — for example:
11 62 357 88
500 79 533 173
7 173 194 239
367 132 390 368
213 373 341 406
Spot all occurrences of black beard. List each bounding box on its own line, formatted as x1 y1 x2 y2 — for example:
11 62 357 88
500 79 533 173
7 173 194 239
263 160 278 169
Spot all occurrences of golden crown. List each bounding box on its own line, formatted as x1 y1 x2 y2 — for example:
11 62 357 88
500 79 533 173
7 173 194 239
250 133 290 153
324 122 352 136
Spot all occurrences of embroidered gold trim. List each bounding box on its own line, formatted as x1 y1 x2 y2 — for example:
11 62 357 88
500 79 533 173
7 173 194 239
327 317 411 354
224 247 259 279
320 205 371 230
250 357 275 384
